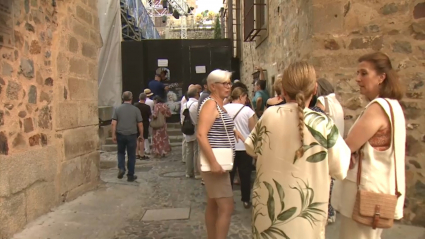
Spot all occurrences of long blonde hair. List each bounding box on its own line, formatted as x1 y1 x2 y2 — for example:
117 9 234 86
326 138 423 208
281 62 317 150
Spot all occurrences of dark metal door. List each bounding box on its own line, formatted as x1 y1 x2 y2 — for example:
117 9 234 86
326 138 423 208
188 45 210 88
187 44 232 89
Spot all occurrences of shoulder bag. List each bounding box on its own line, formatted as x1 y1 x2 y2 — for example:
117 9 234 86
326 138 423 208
351 99 401 229
200 100 234 172
150 106 166 129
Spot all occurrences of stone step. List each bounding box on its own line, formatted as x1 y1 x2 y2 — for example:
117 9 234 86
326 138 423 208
167 122 181 129
167 127 182 136
105 135 183 145
107 123 182 137
101 141 182 152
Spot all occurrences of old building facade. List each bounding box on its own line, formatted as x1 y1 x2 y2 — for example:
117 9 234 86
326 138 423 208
0 0 102 237
225 0 425 225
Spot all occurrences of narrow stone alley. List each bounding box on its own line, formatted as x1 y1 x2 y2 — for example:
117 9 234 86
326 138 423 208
11 147 425 239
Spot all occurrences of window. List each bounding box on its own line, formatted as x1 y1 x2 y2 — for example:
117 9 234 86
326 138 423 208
0 0 14 48
243 0 268 47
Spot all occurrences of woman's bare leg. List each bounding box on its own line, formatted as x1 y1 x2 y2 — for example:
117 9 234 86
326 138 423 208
136 139 140 157
139 139 145 157
205 197 218 239
215 197 234 239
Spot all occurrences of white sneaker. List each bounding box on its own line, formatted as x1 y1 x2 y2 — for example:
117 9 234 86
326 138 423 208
194 175 201 179
185 174 192 178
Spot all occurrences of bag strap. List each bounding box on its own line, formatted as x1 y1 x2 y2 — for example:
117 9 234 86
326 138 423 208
209 98 234 150
356 99 401 198
384 99 401 198
185 102 195 122
233 105 245 120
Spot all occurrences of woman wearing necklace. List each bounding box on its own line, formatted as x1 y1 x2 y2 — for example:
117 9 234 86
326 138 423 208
197 69 244 239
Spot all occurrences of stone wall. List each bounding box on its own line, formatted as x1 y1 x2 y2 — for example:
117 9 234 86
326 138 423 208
0 0 102 237
240 0 425 225
165 28 215 39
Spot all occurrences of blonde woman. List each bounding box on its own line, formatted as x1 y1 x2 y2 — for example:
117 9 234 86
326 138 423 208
265 75 286 108
333 52 406 239
197 69 243 239
245 62 351 238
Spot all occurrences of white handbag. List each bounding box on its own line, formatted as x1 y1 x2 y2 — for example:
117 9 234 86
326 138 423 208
200 108 234 172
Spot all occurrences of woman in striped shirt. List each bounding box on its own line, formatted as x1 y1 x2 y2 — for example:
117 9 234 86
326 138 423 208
197 69 243 239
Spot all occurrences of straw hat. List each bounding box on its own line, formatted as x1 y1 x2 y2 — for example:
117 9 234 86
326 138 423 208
144 89 153 97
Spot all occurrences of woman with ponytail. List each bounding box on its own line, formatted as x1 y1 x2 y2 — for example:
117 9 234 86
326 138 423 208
245 61 351 238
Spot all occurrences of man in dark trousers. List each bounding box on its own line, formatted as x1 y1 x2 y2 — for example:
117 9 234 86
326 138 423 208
111 91 143 182
134 93 151 160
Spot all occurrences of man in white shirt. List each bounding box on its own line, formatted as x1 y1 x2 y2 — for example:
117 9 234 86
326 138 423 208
144 89 154 113
180 84 196 163
143 89 154 155
181 87 200 178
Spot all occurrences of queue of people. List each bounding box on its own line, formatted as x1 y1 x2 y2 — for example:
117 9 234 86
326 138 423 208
110 51 406 239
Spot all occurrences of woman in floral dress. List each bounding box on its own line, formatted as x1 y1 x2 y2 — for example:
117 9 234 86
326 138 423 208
152 96 172 157
245 62 351 239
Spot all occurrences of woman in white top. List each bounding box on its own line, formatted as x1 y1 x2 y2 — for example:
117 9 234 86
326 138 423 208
315 78 345 137
333 52 406 239
224 87 257 209
313 78 345 224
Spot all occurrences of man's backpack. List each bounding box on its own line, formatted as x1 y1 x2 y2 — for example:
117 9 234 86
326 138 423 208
181 102 195 135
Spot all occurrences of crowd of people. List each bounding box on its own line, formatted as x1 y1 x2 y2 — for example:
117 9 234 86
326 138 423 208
110 51 406 239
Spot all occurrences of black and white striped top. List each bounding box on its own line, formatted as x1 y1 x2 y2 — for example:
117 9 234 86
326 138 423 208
199 97 235 151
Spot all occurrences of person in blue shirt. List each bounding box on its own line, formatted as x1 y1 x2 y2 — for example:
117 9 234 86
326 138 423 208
252 79 270 117
148 74 169 101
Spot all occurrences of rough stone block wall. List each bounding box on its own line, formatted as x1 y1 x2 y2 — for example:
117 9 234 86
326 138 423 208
240 0 425 225
165 28 215 39
0 0 102 237
240 0 313 93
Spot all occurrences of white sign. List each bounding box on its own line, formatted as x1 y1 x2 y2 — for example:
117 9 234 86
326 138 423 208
195 66 206 74
158 59 168 67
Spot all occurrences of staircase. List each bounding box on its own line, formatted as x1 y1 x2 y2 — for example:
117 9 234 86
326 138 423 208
101 123 183 152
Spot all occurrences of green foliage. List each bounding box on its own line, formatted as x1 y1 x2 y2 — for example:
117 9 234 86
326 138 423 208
214 15 222 39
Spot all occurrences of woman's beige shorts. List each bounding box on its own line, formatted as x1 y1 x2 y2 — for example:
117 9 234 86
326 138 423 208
201 171 233 198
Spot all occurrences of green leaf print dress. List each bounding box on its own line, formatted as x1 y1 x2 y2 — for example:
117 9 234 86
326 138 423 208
245 103 351 239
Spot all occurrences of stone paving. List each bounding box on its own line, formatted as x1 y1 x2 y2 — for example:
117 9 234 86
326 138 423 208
109 149 252 239
12 148 425 239
106 149 425 239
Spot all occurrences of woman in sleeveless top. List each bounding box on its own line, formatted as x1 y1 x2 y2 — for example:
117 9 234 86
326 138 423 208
197 70 243 239
265 75 286 109
312 78 345 224
333 52 406 239
224 87 257 209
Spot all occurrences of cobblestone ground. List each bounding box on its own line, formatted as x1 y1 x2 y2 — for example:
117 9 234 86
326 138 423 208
11 148 424 239
107 149 251 239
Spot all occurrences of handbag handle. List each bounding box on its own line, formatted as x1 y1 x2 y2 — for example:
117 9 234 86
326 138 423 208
356 99 401 198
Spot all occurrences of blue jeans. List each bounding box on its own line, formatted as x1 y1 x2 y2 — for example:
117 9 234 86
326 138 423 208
117 133 137 176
